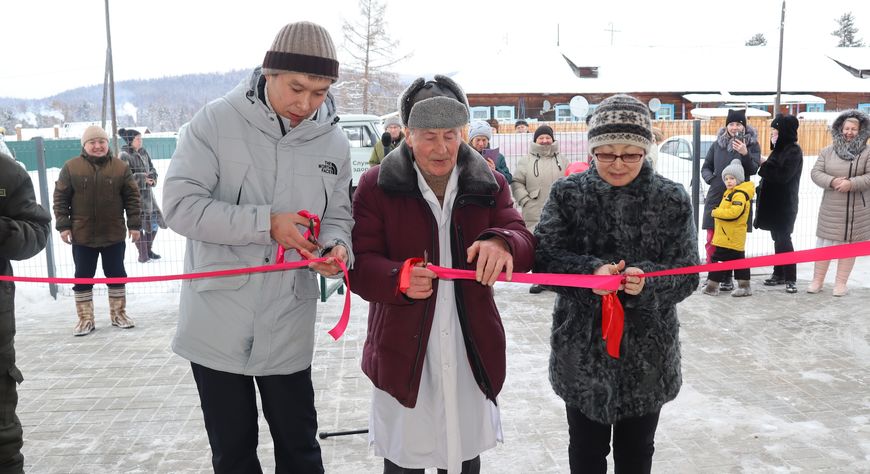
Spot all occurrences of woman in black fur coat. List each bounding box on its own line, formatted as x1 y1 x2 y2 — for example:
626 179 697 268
535 95 699 474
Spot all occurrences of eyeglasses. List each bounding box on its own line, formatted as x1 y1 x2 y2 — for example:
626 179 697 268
594 153 644 163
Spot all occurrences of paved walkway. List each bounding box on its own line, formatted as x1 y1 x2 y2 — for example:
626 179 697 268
13 274 870 473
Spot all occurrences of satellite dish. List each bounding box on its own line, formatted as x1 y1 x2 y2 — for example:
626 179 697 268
542 100 552 112
569 96 589 119
648 98 662 112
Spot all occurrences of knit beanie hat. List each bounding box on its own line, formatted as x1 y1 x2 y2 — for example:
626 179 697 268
80 126 109 146
118 128 141 145
533 125 554 143
383 115 402 128
722 158 745 184
515 119 529 128
725 109 747 128
468 120 492 141
262 21 339 81
587 94 653 152
398 75 469 129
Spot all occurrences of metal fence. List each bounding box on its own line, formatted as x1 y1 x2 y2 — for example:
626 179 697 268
11 120 835 296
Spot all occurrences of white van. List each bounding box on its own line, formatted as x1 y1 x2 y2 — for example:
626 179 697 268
338 114 383 188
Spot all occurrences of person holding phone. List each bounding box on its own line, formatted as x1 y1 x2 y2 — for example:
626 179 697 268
467 120 512 183
700 109 761 291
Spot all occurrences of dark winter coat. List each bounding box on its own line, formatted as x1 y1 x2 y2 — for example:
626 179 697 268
0 152 51 374
119 145 166 229
701 126 761 229
754 116 803 234
350 141 536 408
534 161 699 424
53 151 141 247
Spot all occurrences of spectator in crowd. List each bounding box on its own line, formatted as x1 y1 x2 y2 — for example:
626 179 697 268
162 21 353 473
808 109 870 296
701 109 761 291
467 120 512 183
754 114 803 293
370 115 404 166
512 124 562 295
704 159 756 297
53 126 141 336
0 151 51 473
118 128 166 263
349 75 535 474
514 120 529 133
535 94 699 474
486 118 500 133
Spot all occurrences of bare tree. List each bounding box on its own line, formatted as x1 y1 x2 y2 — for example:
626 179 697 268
745 33 767 46
832 12 864 47
341 0 410 114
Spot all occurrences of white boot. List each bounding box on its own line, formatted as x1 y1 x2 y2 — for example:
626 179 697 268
833 257 855 297
806 260 830 294
731 280 752 297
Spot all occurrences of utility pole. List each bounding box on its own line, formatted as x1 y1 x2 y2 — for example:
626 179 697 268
605 22 620 46
774 1 786 114
103 0 119 154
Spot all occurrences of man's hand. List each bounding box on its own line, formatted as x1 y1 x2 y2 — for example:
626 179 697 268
593 260 625 296
60 230 72 245
405 264 437 299
301 244 348 278
622 266 645 295
129 230 141 242
271 212 318 255
466 238 513 286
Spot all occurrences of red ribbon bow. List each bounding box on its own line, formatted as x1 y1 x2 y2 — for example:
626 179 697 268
601 293 625 359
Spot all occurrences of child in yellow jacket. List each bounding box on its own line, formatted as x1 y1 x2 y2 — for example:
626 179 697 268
704 159 756 296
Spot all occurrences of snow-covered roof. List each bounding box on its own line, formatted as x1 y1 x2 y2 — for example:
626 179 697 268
454 46 870 95
683 93 826 105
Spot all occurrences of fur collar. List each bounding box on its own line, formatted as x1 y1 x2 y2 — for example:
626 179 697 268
716 124 758 151
831 110 870 161
377 141 499 196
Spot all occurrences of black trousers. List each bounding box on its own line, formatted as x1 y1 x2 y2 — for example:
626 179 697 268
384 456 481 474
566 406 660 474
770 230 796 281
708 246 750 282
71 241 127 292
0 366 24 474
191 363 323 474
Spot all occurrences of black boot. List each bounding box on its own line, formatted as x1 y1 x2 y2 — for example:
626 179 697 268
719 279 734 292
529 284 544 294
763 275 786 286
135 237 150 263
785 281 797 293
146 229 160 259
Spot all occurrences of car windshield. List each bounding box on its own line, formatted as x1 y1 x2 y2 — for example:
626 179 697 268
699 140 713 158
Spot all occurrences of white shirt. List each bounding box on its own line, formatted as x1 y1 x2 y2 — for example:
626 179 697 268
369 163 502 473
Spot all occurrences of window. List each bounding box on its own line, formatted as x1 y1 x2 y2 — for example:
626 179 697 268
493 106 515 121
554 104 572 122
858 103 870 114
655 104 675 120
805 103 825 112
341 125 374 148
470 106 490 120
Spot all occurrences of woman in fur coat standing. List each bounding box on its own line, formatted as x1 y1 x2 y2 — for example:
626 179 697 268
535 95 699 473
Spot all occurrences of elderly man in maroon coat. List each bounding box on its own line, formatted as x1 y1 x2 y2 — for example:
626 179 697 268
350 75 535 474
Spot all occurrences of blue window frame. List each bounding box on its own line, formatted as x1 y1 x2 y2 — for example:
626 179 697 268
470 106 490 120
805 103 825 112
655 104 675 120
858 103 870 115
493 106 515 121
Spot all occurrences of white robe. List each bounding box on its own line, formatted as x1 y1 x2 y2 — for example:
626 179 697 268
369 164 502 473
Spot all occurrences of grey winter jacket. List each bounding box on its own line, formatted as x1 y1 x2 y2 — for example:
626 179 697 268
162 68 354 376
534 161 699 424
701 127 761 229
120 145 165 228
811 110 870 242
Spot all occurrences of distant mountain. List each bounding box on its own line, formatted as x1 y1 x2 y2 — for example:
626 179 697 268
0 68 413 134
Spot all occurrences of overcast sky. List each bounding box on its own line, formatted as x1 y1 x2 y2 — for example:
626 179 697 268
2 0 869 99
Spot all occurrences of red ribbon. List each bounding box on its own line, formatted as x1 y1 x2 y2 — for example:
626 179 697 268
601 293 625 358
397 257 425 295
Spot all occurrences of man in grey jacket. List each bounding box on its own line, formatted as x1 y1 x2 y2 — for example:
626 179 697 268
162 21 353 473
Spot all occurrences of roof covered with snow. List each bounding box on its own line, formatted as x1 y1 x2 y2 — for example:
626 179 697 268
453 45 870 95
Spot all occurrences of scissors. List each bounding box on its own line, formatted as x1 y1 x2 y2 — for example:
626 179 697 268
307 217 323 250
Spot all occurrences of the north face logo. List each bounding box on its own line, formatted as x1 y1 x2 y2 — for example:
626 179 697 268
319 161 338 175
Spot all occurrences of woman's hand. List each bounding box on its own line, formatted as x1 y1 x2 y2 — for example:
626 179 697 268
622 267 646 295
593 260 625 296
